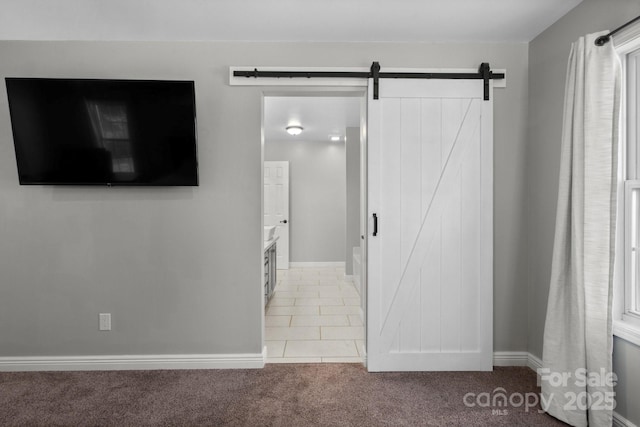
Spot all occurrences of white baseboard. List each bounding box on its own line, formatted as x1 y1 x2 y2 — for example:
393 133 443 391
527 352 543 371
289 262 345 268
614 411 639 427
0 352 265 372
492 351 542 372
0 350 535 372
493 351 529 367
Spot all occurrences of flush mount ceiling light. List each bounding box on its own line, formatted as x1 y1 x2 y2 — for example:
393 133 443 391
330 135 342 142
286 125 303 136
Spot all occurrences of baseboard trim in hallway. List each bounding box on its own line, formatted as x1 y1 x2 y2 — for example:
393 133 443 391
288 262 346 268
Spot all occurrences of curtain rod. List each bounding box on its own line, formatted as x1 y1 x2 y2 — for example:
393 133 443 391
595 14 640 46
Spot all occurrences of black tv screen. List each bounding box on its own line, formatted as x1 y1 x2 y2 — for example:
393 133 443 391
5 78 198 186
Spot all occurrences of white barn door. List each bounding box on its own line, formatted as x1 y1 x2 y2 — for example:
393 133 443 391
264 161 290 269
367 79 493 371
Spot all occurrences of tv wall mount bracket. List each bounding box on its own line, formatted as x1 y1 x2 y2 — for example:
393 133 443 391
233 62 505 101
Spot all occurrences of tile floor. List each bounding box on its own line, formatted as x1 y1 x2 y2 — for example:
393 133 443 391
265 266 365 364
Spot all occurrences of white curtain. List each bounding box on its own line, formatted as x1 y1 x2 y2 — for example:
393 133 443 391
542 31 621 427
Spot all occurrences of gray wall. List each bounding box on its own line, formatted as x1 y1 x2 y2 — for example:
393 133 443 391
264 139 345 263
345 126 360 275
613 337 640 424
0 40 529 358
527 0 640 424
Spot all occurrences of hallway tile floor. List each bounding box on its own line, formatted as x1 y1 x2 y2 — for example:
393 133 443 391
265 266 365 364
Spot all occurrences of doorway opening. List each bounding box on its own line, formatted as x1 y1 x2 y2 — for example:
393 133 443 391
261 91 367 364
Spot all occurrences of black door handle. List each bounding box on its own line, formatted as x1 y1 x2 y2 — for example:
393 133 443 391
280 219 288 224
373 213 378 237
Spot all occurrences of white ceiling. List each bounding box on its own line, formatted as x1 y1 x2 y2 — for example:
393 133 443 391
264 97 361 143
0 0 583 43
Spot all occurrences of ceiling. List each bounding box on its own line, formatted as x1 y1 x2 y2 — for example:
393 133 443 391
264 97 361 143
0 0 584 146
0 0 583 43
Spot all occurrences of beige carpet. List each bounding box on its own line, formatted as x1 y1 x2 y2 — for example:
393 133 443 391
0 364 566 426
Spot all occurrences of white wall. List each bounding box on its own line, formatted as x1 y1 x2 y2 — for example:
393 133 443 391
264 139 345 263
527 1 640 424
0 40 529 359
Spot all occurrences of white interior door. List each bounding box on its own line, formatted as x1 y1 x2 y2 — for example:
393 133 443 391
367 78 493 371
264 161 290 269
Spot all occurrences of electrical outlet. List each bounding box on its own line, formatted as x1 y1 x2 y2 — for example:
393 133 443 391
99 313 111 331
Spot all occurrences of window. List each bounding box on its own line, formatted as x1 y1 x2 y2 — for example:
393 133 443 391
624 182 640 324
623 48 640 325
616 30 640 345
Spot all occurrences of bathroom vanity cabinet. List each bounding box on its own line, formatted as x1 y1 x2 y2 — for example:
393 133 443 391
264 237 278 306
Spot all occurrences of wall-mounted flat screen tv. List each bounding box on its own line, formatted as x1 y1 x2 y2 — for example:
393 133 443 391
5 78 198 186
